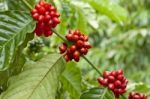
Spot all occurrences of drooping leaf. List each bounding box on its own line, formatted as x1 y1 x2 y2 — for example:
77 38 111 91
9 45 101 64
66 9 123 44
61 62 82 99
128 82 150 94
0 1 7 11
85 0 128 24
71 1 99 32
0 33 34 90
0 11 35 71
0 54 65 99
80 87 113 99
76 9 88 34
6 0 36 11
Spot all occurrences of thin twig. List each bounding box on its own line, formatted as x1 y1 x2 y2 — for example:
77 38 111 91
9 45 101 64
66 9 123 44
101 88 108 99
82 55 102 76
52 29 68 42
22 0 33 10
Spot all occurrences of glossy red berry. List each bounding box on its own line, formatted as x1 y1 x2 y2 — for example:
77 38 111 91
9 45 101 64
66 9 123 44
70 45 77 52
35 4 41 10
53 17 60 24
117 69 123 75
33 13 39 20
114 80 122 88
117 75 124 80
44 31 52 37
38 15 44 22
84 42 92 49
65 34 73 41
38 7 46 14
103 71 110 78
59 43 67 54
80 48 88 55
64 55 70 62
76 40 84 48
73 51 80 62
129 92 147 99
72 35 79 41
97 77 104 85
44 14 51 22
108 76 115 83
108 83 115 90
31 9 38 14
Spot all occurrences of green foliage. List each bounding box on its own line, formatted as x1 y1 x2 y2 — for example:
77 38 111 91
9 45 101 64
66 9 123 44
6 0 36 11
80 87 113 99
0 33 34 89
0 54 65 99
84 0 128 24
0 11 35 70
61 62 82 99
0 0 36 91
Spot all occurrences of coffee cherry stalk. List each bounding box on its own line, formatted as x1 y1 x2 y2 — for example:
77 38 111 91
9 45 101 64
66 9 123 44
22 0 148 99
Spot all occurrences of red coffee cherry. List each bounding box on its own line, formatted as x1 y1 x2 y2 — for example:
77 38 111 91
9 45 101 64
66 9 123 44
80 48 88 55
102 78 109 86
103 71 110 78
73 51 80 62
70 45 77 52
129 92 147 99
59 30 91 62
114 80 122 88
108 83 115 90
31 0 60 37
97 69 128 98
31 9 38 15
59 43 67 54
76 40 84 48
108 76 115 83
64 55 70 62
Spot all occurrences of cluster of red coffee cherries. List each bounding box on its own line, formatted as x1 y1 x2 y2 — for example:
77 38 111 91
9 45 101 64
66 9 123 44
97 69 128 98
129 92 147 99
59 30 92 62
31 0 60 37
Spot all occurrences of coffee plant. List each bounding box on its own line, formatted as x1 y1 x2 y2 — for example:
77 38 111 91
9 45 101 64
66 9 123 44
0 0 149 99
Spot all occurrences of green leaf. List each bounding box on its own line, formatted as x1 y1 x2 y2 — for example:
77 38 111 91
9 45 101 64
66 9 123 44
76 9 88 34
134 83 150 92
6 0 36 11
61 62 82 99
85 0 128 24
0 54 65 99
80 88 102 99
0 11 36 70
9 33 34 75
71 1 99 32
0 1 7 11
0 33 34 90
80 87 113 99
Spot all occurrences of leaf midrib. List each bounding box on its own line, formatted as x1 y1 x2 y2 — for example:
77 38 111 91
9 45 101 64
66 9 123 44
0 16 32 50
62 73 80 95
26 56 62 99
